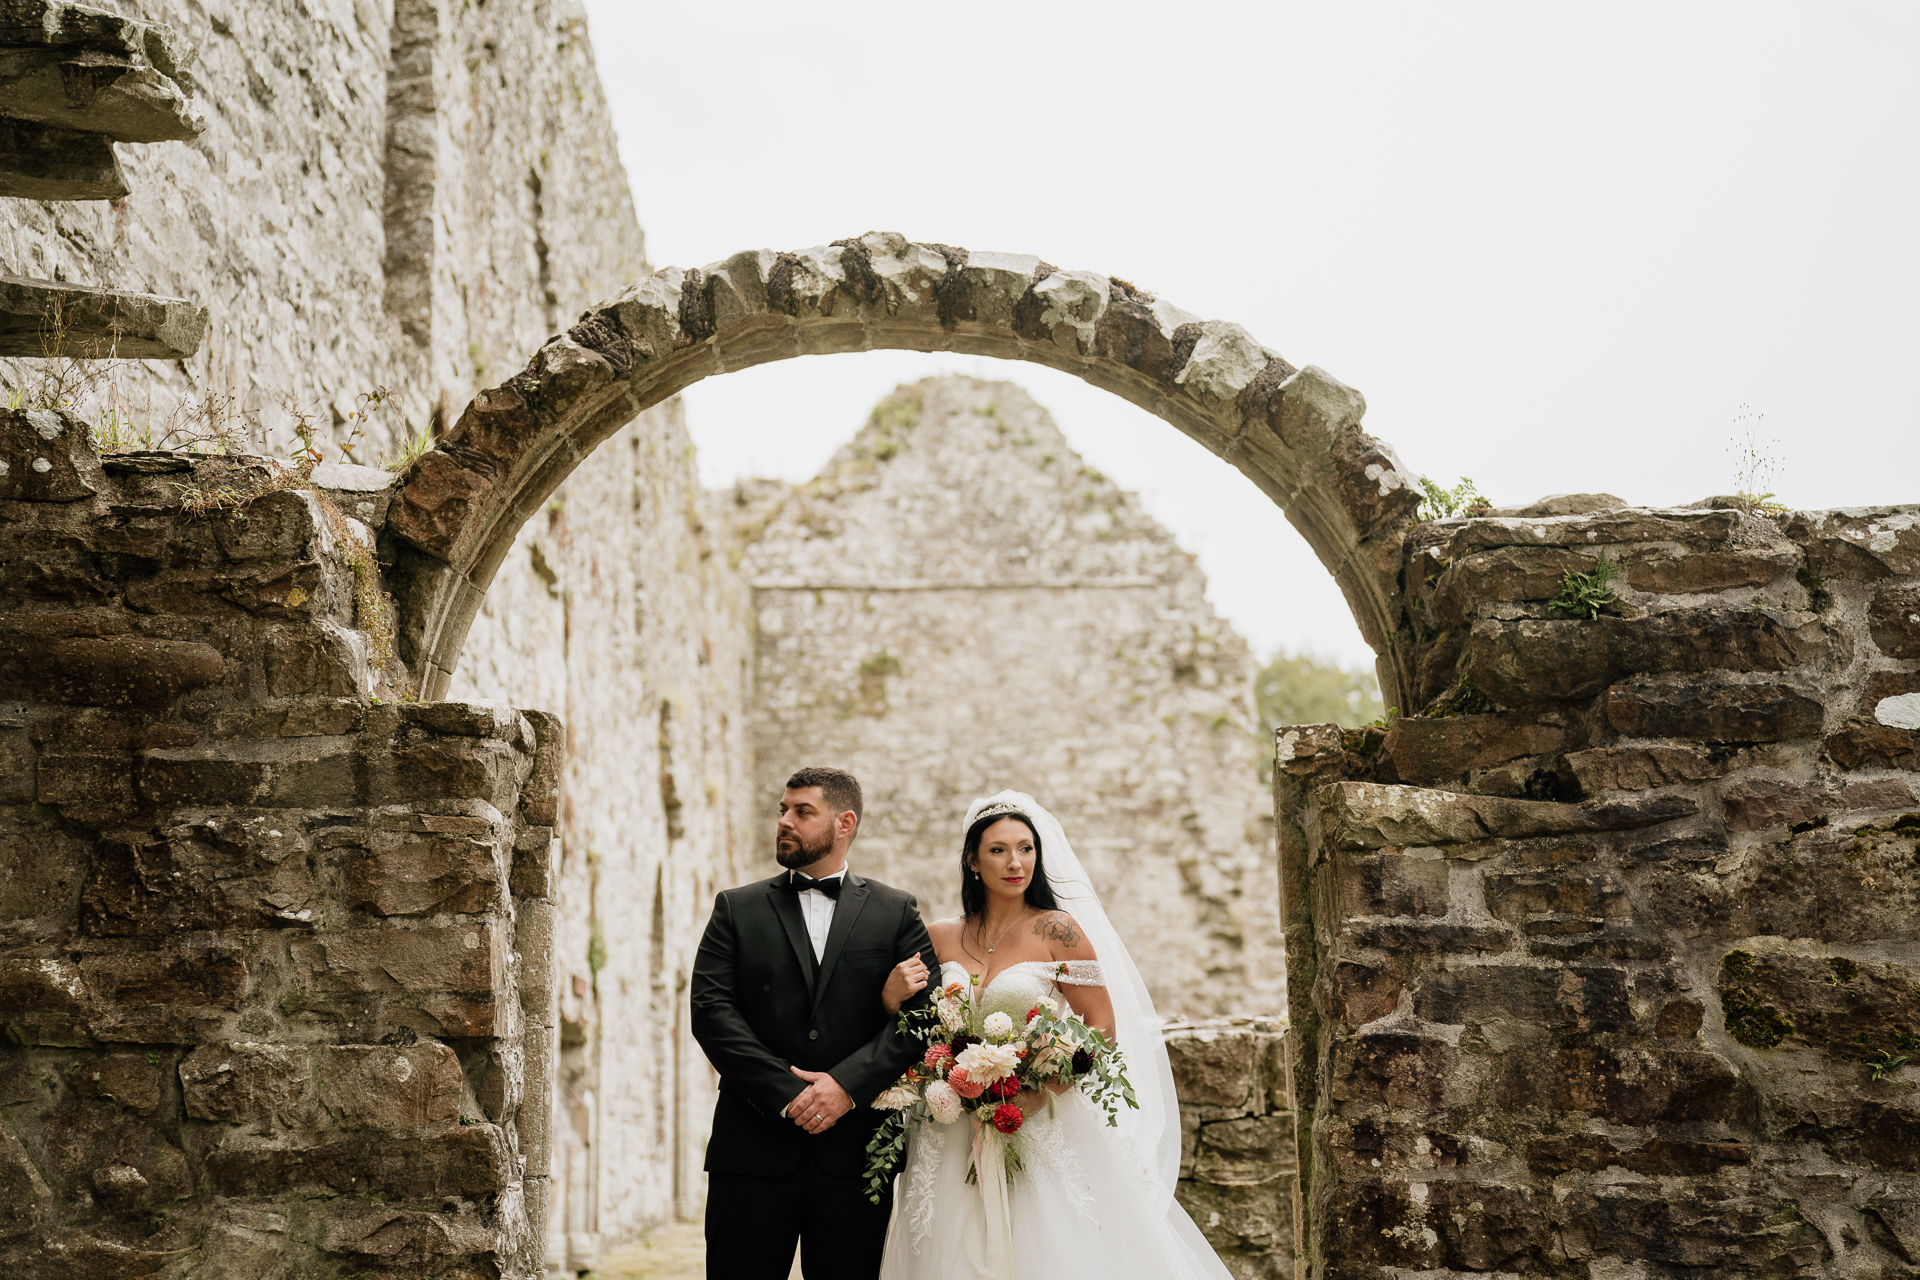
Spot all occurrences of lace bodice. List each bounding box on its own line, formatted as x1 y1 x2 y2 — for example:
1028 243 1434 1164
940 959 1104 1021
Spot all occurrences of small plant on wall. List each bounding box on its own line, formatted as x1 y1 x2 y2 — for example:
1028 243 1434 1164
1549 554 1623 620
1417 475 1490 521
1728 404 1789 515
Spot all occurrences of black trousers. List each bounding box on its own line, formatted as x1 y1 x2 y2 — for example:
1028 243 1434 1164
706 1146 893 1279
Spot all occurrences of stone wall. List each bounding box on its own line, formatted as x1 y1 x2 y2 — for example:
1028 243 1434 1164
0 2 752 1272
0 0 642 460
0 409 557 1276
450 394 755 1266
731 375 1282 1018
1169 1018 1298 1280
1277 498 1920 1279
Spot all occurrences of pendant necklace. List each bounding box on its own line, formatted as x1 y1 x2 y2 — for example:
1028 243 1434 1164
982 912 1025 955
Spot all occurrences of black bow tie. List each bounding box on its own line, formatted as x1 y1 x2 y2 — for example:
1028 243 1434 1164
784 873 843 899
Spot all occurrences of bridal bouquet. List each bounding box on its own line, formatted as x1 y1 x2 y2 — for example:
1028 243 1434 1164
861 968 1135 1203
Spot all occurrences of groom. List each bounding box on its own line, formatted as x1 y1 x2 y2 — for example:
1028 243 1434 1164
691 766 938 1279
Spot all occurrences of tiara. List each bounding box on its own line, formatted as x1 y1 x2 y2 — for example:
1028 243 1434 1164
972 800 1028 824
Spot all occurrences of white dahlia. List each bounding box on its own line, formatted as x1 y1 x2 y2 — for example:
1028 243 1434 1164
982 1010 1014 1038
954 1041 1021 1083
924 1080 963 1124
872 1082 920 1111
937 997 966 1034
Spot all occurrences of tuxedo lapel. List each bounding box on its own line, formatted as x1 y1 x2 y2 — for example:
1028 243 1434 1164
809 872 870 1020
766 879 817 1000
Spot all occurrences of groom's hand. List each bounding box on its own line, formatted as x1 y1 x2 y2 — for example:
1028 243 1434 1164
788 1066 853 1133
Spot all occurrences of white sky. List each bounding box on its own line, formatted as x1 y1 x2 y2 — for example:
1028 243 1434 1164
579 1 1918 668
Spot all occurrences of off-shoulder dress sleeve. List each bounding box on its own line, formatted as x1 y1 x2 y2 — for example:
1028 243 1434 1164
1053 960 1104 987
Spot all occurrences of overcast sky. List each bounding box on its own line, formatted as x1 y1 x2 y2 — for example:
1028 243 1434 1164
579 1 1918 668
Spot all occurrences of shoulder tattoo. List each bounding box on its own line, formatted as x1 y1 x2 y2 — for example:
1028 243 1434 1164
1033 912 1080 948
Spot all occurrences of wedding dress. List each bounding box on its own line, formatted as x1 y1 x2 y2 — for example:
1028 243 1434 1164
877 793 1235 1280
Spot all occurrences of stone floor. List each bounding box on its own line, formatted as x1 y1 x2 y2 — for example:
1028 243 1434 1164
586 1219 802 1279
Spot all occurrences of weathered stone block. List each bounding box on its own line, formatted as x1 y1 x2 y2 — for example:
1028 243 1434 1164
380 736 528 813
81 823 315 935
1194 1115 1295 1182
518 708 565 826
1445 508 1740 556
347 832 505 917
0 634 224 707
0 808 87 940
1418 964 1633 1033
138 735 361 809
1869 584 1920 657
1316 781 1696 851
1430 545 1598 623
1175 1177 1294 1262
1328 1032 1461 1110
1721 778 1831 833
204 1124 511 1199
1561 744 1727 792
291 924 509 1036
1605 681 1824 742
180 1042 311 1128
1324 1176 1549 1273
0 407 100 500
0 116 128 200
319 1205 499 1263
65 1051 168 1116
401 700 530 746
1166 1029 1257 1109
510 825 555 898
1469 609 1834 706
262 622 366 697
1484 868 1630 920
1786 505 1920 581
1553 1047 1749 1125
77 940 250 1042
1382 713 1571 785
1332 851 1449 919
1554 1186 1827 1272
318 1044 462 1130
1825 718 1920 771
1621 546 1797 594
35 749 135 812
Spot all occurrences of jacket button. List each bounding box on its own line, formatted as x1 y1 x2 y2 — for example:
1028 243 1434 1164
809 1030 819 1040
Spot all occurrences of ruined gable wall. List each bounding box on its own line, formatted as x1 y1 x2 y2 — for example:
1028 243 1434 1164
1278 501 1920 1279
734 375 1283 1019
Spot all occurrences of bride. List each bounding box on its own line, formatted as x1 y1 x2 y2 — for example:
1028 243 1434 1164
874 791 1234 1279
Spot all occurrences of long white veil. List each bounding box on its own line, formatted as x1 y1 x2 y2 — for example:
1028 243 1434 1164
962 790 1181 1203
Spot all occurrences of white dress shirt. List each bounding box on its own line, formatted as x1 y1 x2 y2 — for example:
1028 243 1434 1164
794 869 844 964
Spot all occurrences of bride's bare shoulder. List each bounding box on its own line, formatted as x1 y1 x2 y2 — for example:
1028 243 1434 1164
1032 910 1095 960
926 917 967 948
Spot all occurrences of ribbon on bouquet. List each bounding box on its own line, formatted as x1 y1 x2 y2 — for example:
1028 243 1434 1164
964 1118 1014 1278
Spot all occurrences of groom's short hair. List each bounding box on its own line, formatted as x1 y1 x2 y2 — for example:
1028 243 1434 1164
785 766 863 824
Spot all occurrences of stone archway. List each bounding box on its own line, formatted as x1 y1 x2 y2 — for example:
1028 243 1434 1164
385 231 1425 704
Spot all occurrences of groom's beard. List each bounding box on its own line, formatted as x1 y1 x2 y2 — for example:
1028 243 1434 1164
776 826 834 870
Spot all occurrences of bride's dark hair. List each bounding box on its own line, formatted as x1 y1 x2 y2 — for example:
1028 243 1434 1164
960 810 1059 918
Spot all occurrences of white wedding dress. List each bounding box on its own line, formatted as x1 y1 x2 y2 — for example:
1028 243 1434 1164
877 791 1235 1280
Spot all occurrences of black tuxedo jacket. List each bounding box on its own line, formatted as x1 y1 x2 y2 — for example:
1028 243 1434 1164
691 868 938 1177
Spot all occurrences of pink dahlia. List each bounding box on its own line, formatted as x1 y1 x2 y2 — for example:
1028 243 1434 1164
948 1067 986 1099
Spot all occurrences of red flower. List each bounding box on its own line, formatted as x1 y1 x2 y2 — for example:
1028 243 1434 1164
989 1076 1021 1099
1025 1006 1041 1023
991 1102 1024 1134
